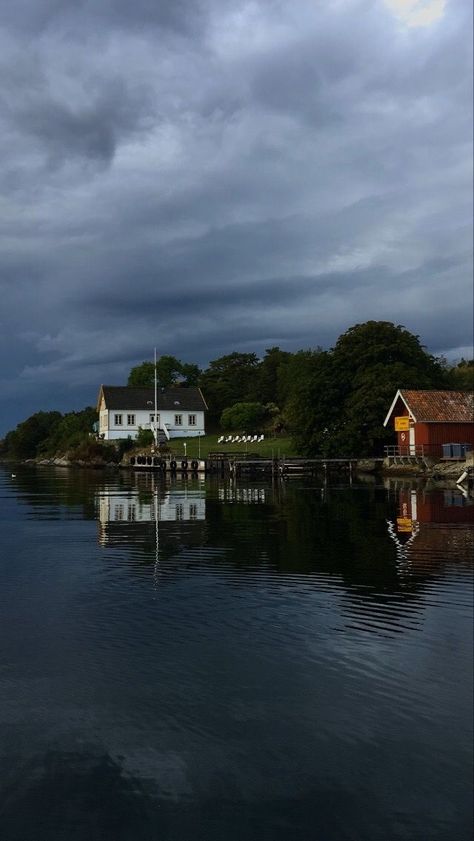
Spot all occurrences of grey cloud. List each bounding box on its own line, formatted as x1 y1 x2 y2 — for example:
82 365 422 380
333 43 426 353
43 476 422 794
0 0 206 36
0 0 472 433
12 77 154 166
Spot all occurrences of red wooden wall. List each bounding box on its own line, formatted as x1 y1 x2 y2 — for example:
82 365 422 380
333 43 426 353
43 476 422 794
389 396 474 456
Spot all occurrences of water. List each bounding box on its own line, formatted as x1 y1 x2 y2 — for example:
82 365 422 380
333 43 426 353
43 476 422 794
0 466 472 841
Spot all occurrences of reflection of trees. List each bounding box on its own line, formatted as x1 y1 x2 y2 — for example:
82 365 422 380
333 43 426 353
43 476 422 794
6 467 473 617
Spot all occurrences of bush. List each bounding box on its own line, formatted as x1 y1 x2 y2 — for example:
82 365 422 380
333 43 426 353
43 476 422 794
136 427 154 447
220 402 267 431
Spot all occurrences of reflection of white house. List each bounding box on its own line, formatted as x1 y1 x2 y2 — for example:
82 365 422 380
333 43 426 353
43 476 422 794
97 489 206 524
97 385 207 441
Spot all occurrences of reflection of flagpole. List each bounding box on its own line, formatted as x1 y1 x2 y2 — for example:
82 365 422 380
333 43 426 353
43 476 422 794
154 347 158 449
153 475 160 587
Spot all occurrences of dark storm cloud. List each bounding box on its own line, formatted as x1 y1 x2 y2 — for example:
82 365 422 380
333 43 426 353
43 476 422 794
0 0 472 432
11 79 154 167
0 0 206 36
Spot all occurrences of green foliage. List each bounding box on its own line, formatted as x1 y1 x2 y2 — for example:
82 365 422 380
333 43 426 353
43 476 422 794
2 411 62 459
445 359 474 391
127 361 155 387
220 402 267 431
283 351 340 456
1 320 458 464
136 427 154 447
67 438 114 463
200 352 259 422
250 347 292 404
1 407 98 460
128 356 201 388
286 322 447 457
41 407 98 455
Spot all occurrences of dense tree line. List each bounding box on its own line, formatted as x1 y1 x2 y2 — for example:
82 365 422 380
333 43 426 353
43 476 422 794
0 407 99 461
1 321 472 460
126 321 471 456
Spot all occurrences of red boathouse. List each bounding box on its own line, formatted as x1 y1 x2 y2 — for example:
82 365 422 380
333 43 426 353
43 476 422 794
383 390 474 458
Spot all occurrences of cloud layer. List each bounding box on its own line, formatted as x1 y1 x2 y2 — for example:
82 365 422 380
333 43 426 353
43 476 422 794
0 0 472 431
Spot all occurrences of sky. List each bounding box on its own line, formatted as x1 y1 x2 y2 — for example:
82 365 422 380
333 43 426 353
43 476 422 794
0 0 472 434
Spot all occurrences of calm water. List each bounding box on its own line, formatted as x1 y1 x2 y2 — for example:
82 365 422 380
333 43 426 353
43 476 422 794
0 466 472 841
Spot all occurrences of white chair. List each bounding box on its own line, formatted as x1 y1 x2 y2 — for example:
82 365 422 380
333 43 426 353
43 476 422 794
258 434 264 442
252 435 258 442
234 436 241 443
218 435 224 443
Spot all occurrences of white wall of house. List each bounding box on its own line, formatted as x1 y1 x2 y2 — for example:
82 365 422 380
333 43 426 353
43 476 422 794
99 408 205 440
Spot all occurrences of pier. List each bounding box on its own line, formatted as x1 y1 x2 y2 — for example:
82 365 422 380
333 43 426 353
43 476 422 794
125 452 383 477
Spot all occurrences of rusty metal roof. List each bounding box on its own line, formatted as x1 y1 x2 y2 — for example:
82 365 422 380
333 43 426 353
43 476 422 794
400 390 474 423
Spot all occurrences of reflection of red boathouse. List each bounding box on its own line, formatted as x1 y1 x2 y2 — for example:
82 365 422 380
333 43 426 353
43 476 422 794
389 487 474 572
397 487 474 528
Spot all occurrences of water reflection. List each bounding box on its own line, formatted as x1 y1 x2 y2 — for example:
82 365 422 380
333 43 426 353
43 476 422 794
1 466 472 840
386 483 474 573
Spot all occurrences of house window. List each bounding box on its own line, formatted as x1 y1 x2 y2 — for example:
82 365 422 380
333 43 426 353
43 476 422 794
127 414 135 426
188 414 197 426
174 414 183 426
114 414 123 426
149 414 160 426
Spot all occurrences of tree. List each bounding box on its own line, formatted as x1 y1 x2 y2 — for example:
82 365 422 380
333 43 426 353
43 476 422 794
127 361 155 388
200 352 259 423
446 359 474 391
283 351 341 456
220 402 267 431
42 407 98 455
128 356 201 388
331 321 445 391
180 362 201 386
249 346 291 404
2 411 62 459
135 427 154 447
286 322 447 457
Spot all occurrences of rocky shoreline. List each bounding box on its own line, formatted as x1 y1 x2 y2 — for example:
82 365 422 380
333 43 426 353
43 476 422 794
381 453 473 481
3 452 472 485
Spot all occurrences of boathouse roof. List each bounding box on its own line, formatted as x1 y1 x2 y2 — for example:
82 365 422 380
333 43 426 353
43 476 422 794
97 385 208 412
383 390 474 426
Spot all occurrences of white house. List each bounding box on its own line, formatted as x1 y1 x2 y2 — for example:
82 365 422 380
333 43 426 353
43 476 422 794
97 385 207 441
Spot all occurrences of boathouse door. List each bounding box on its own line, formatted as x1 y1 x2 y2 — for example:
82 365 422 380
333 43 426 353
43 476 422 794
409 424 416 455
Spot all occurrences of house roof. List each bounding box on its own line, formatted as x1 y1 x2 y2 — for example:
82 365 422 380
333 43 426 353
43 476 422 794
384 389 474 426
98 385 208 412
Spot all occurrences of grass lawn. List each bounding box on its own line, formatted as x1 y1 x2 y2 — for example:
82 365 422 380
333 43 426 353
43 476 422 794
169 433 299 459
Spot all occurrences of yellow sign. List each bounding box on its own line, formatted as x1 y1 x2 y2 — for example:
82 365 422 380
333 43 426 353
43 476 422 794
395 416 410 431
397 517 413 533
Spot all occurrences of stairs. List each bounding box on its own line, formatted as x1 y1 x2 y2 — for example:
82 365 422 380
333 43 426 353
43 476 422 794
156 428 169 445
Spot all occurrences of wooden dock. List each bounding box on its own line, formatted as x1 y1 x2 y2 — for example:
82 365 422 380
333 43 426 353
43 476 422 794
125 452 382 478
231 457 382 478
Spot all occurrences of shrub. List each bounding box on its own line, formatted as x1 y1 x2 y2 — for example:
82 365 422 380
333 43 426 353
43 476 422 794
220 402 267 431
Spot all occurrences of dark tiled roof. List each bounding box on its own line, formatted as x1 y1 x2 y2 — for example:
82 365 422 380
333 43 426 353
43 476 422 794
99 386 207 412
401 390 474 423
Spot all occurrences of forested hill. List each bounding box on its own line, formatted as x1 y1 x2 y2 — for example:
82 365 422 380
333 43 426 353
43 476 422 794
1 321 472 461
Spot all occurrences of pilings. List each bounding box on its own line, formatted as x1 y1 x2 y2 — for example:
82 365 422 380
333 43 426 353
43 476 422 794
126 453 382 477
